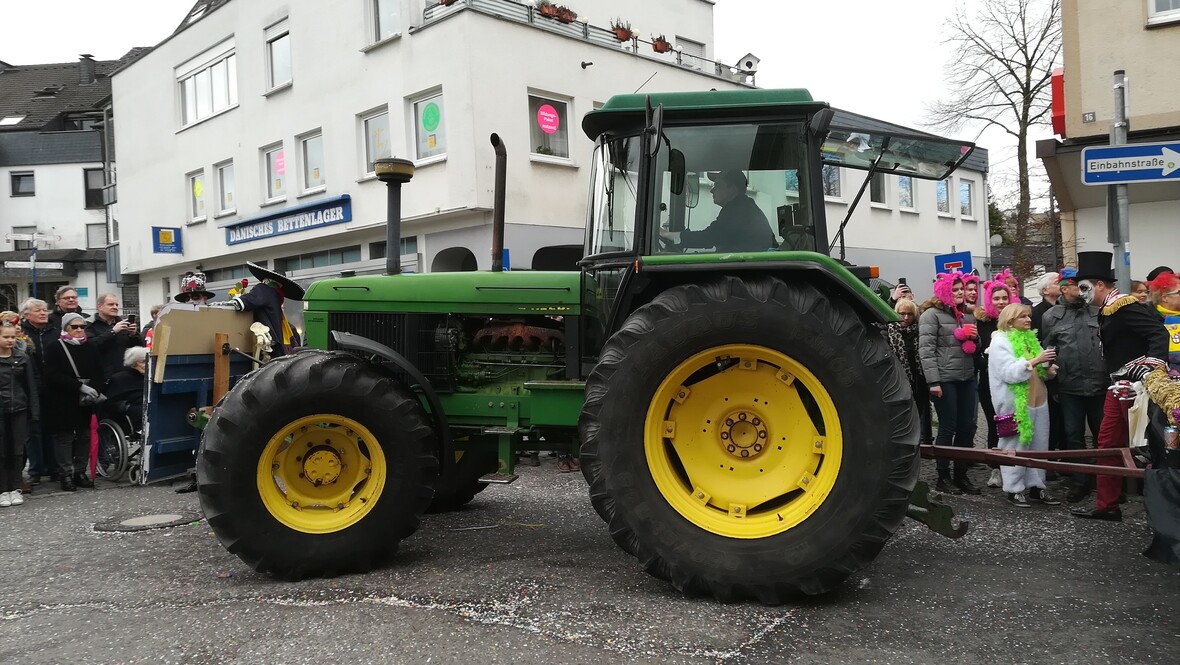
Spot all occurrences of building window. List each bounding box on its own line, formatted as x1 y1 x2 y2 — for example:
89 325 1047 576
369 237 417 259
677 37 706 69
177 40 237 126
275 245 362 273
821 165 841 198
371 0 401 43
1149 0 1180 24
216 161 235 214
205 264 260 282
529 94 570 158
86 223 108 249
264 144 286 201
301 131 326 191
12 225 36 251
187 170 206 222
869 171 886 205
10 172 34 196
936 179 951 214
361 108 392 175
266 20 292 90
960 180 975 218
897 176 914 209
84 168 104 209
413 92 446 160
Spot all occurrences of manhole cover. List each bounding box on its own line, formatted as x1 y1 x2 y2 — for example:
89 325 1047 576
94 512 202 532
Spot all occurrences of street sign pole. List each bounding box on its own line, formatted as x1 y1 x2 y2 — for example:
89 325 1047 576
1111 70 1132 292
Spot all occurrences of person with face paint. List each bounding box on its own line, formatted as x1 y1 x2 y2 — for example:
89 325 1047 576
1070 252 1168 521
1042 267 1108 503
919 272 981 495
974 278 1011 488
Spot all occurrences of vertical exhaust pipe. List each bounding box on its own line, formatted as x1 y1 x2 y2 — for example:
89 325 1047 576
490 133 507 272
373 158 415 275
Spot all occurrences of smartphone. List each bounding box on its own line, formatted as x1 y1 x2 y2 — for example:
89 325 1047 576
126 314 138 325
898 277 907 286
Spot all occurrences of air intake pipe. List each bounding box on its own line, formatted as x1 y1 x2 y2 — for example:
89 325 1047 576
490 133 507 272
373 158 415 275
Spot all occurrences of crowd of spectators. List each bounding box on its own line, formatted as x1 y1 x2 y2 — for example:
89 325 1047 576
887 253 1174 518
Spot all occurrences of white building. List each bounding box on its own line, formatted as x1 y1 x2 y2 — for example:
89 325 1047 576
0 54 130 313
111 0 988 315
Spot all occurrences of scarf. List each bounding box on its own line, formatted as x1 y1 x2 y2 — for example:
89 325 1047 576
1005 328 1047 446
59 332 86 345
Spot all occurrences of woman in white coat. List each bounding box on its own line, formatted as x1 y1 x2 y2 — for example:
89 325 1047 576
987 303 1062 507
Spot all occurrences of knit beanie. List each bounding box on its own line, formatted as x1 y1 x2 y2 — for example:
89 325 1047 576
60 313 85 329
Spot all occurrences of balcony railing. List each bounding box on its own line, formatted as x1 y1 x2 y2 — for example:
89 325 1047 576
419 0 755 86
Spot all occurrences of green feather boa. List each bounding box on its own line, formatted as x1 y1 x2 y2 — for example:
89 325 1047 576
1004 328 1047 446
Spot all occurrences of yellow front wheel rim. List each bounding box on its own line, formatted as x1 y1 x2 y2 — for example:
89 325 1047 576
645 344 843 539
256 415 387 534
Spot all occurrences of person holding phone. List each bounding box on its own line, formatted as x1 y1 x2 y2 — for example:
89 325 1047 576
86 293 145 380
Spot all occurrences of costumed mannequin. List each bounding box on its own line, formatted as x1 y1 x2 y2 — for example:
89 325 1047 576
213 263 304 358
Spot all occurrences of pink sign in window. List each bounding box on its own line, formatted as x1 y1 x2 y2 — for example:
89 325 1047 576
274 150 286 176
536 104 560 135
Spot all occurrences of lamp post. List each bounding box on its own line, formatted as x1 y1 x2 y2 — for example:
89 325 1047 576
373 158 415 276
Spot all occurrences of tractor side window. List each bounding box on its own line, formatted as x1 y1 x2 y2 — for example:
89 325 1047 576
587 135 641 256
653 123 817 255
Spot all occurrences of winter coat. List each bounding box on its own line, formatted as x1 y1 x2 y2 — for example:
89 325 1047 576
1042 299 1108 396
44 338 103 432
887 322 925 393
21 320 57 394
918 298 977 386
0 348 39 416
86 314 146 380
1031 298 1056 341
1098 293 1168 375
987 331 1042 417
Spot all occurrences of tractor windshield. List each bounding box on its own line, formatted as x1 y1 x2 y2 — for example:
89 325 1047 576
653 122 817 254
587 134 642 256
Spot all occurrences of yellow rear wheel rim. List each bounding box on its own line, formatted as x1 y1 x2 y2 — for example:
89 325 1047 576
644 344 843 539
256 415 386 534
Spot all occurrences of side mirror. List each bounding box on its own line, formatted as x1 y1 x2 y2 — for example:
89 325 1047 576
668 149 685 195
646 101 665 157
809 108 834 138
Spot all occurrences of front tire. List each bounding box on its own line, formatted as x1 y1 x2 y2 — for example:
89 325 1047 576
198 350 438 579
579 276 918 602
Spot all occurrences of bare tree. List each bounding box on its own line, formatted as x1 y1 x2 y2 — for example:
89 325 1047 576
928 0 1061 278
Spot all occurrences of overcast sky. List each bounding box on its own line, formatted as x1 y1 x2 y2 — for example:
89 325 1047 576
0 0 1049 203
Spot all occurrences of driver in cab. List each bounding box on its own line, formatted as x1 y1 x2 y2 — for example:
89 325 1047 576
659 170 776 253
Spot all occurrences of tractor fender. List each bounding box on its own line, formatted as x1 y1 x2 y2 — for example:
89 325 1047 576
330 331 453 469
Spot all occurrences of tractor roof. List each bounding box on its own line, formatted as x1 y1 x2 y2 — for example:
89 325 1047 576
582 89 823 139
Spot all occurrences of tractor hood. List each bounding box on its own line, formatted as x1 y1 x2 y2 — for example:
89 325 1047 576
303 271 583 315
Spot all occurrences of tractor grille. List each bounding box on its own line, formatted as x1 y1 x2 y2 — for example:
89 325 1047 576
327 312 454 391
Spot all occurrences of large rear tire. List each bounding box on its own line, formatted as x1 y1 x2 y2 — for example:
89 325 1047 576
198 350 437 580
579 276 918 602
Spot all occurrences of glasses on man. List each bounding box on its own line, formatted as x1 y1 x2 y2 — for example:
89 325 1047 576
60 295 79 301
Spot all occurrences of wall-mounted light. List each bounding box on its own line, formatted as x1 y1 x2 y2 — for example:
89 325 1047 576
581 61 593 69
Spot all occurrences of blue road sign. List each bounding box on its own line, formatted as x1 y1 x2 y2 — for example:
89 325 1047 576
934 251 973 275
1081 142 1180 185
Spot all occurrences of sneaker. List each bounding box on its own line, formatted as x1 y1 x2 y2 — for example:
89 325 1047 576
0 492 10 507
1028 487 1061 505
1007 492 1031 508
8 490 22 506
935 478 963 495
987 468 1002 488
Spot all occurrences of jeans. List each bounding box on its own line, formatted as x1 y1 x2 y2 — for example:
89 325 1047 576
1057 392 1105 489
932 378 979 476
1 411 28 493
978 371 998 448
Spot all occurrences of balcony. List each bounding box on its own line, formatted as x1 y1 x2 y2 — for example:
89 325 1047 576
418 0 756 86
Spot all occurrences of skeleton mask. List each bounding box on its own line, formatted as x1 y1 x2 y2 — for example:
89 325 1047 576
1078 280 1095 301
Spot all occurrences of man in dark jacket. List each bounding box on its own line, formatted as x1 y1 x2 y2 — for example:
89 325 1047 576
1031 271 1061 339
86 293 145 380
1042 269 1107 503
1071 252 1169 521
19 298 57 483
48 286 84 331
660 170 776 253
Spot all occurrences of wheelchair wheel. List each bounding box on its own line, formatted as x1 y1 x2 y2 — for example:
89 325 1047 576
97 418 130 480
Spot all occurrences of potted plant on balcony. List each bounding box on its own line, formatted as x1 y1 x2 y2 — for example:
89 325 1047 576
611 18 633 42
556 5 578 23
536 0 560 19
651 34 672 53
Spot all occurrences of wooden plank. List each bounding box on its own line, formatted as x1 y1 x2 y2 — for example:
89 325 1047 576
212 332 230 404
152 325 171 384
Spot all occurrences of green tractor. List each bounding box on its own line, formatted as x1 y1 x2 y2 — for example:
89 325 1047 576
196 89 974 602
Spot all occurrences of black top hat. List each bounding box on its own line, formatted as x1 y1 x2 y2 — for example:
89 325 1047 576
247 262 306 301
1075 251 1115 282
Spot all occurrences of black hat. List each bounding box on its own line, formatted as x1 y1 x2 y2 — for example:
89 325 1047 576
247 262 306 301
174 271 216 303
1146 265 1174 282
706 170 747 189
1075 251 1115 282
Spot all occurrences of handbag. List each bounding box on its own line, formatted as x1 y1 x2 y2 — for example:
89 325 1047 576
994 413 1018 438
59 339 107 407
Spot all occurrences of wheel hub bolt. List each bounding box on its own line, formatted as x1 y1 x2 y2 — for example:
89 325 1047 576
727 444 736 453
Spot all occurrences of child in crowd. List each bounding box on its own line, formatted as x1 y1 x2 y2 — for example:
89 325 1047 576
0 321 38 507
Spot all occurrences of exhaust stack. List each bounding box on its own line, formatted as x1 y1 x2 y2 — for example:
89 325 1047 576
490 133 507 272
373 158 415 275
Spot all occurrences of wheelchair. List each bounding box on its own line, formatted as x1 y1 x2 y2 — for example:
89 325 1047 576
96 406 144 484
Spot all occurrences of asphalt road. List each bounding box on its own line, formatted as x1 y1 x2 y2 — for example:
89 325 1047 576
1 459 1178 665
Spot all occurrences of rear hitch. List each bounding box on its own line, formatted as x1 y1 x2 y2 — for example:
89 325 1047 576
906 480 969 539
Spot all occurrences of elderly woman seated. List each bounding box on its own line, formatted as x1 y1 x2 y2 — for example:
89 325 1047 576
102 346 149 431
